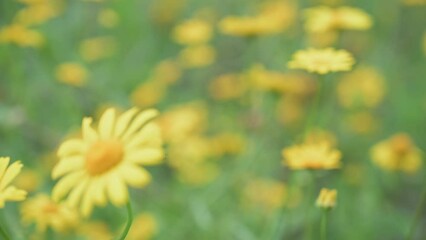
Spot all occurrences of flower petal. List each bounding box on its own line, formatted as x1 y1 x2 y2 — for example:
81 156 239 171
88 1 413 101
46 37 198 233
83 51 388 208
0 161 23 190
82 117 98 144
58 139 86 157
125 123 162 149
114 108 139 138
121 109 159 141
119 164 151 187
52 156 85 179
52 171 85 202
98 108 116 139
125 148 164 165
106 173 128 206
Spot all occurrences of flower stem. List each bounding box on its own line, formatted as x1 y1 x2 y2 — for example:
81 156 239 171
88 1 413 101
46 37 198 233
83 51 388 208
405 186 426 240
0 223 10 240
320 209 328 240
118 202 133 240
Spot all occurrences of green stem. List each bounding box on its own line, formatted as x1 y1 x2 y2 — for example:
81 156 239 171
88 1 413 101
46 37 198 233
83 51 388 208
304 75 324 138
405 186 426 240
0 222 10 240
305 171 316 240
320 209 328 240
117 202 134 240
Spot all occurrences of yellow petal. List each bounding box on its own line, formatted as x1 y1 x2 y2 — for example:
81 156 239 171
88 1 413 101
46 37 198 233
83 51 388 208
121 109 158 141
90 176 107 206
0 157 10 179
81 183 95 217
52 171 85 201
58 139 86 157
98 108 116 139
106 173 128 206
125 123 162 149
119 165 151 187
2 186 27 201
82 117 98 143
114 108 139 137
66 178 89 209
0 161 23 190
52 156 85 179
125 148 164 165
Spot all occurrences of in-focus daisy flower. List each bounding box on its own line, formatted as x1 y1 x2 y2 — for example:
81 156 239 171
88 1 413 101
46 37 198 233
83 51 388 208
21 194 79 233
0 157 27 207
337 67 386 109
370 133 422 173
282 142 342 170
55 62 88 87
316 188 337 209
172 19 212 45
51 108 164 216
288 48 355 74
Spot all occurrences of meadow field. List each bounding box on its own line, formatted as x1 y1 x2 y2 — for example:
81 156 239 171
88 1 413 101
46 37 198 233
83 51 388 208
0 0 426 239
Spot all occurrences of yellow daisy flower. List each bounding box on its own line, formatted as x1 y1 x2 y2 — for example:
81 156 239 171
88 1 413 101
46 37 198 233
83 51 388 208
0 157 27 207
282 142 341 170
51 108 164 217
370 133 422 173
316 188 337 209
21 194 79 233
288 48 355 74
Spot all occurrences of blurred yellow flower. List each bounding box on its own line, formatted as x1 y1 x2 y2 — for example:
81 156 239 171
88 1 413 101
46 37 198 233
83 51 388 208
55 63 88 87
79 37 117 62
0 24 43 47
51 108 164 216
345 111 378 134
98 9 120 28
172 19 212 45
131 81 166 108
0 157 27 207
316 188 337 209
209 74 247 100
209 133 246 156
150 0 186 25
21 194 79 233
370 133 422 173
304 6 372 33
15 1 62 26
288 48 355 74
305 129 337 147
152 60 182 85
127 213 157 240
241 178 287 213
179 44 216 68
14 169 41 193
219 0 296 37
282 142 341 170
337 67 386 109
78 221 112 240
158 102 207 143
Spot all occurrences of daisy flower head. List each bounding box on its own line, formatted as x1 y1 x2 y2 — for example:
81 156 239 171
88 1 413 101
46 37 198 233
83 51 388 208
0 157 27 207
282 142 341 170
316 188 337 209
288 48 355 75
52 107 164 217
21 194 79 233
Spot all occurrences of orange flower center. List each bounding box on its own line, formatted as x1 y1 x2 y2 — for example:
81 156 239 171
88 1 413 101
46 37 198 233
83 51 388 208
85 140 124 176
43 202 58 214
391 134 412 156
